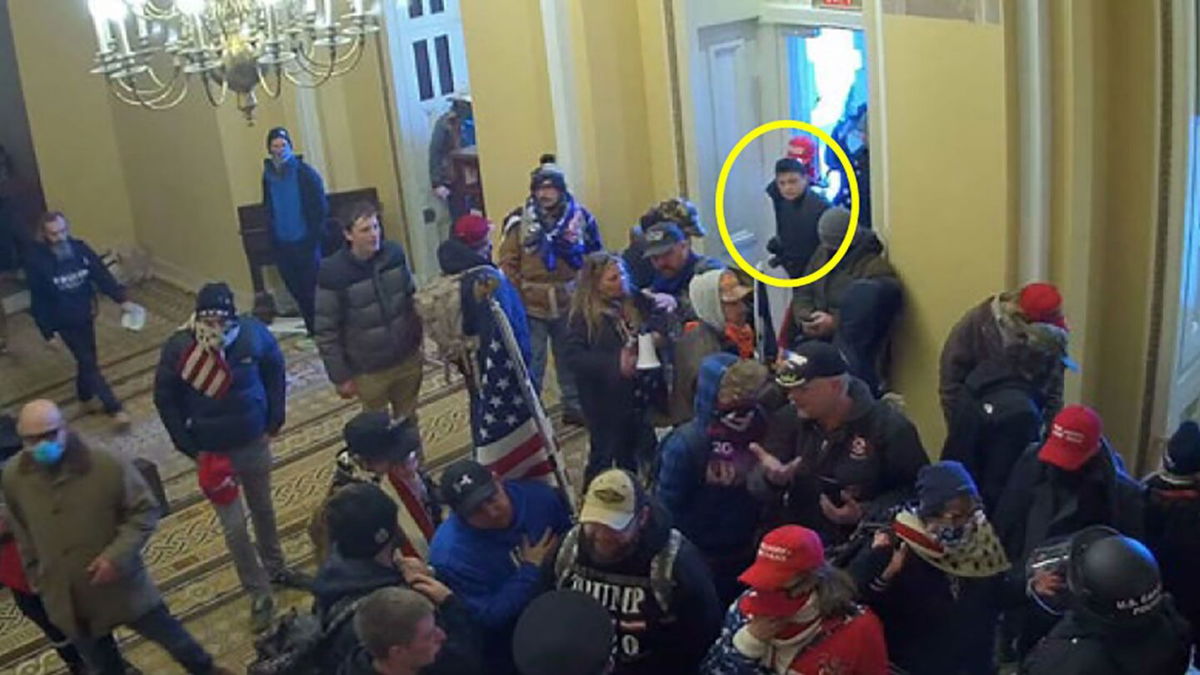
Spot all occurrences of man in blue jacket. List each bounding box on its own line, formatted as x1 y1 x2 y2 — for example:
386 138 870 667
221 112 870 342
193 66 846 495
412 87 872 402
152 282 307 632
429 460 572 675
24 211 137 430
262 126 328 338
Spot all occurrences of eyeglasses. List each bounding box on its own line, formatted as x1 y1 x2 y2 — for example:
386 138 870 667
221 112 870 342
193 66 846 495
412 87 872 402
20 427 60 445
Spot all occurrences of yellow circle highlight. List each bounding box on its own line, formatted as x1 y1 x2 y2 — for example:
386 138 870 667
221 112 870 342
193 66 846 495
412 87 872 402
715 119 859 288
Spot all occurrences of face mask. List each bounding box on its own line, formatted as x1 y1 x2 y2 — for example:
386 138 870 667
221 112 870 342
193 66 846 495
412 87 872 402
32 439 65 465
271 147 293 168
932 511 981 550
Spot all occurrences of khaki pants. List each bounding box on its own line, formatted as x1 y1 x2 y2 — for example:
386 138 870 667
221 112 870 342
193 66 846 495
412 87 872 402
356 349 425 420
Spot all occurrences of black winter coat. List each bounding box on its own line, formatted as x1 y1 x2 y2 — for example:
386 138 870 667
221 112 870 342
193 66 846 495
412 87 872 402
153 316 286 457
766 182 829 278
1144 473 1200 643
752 378 929 545
1021 602 1192 675
312 553 483 675
848 531 1002 675
940 359 1045 513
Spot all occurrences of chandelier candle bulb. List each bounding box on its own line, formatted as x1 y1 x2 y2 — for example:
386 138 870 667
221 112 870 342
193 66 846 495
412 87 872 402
115 18 132 55
352 0 364 15
88 0 113 51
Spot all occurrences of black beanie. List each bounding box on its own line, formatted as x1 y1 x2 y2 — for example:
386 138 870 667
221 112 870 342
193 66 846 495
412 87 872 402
513 590 613 675
530 153 567 193
195 282 236 320
326 483 400 559
266 126 291 149
1165 421 1200 476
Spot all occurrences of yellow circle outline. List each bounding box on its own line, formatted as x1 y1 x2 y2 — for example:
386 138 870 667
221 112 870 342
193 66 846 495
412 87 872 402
715 120 859 288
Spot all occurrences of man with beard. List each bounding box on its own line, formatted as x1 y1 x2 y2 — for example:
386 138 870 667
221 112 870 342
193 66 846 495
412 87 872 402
553 469 721 675
847 461 1010 674
638 221 723 323
499 155 603 425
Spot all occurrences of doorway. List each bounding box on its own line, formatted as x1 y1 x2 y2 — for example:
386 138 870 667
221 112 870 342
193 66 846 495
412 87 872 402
380 0 473 281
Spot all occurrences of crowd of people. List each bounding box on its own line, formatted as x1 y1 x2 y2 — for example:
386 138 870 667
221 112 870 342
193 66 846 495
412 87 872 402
0 126 1197 675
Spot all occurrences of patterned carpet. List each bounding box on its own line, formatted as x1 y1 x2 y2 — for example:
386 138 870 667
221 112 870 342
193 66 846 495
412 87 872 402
0 279 588 674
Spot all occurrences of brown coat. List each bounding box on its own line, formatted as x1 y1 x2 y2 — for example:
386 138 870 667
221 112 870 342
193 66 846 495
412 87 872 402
499 208 582 320
1 435 162 637
791 234 897 323
938 293 1064 426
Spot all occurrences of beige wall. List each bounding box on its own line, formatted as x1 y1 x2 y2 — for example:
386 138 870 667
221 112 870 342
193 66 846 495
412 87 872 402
7 0 136 249
877 15 1013 450
460 0 557 229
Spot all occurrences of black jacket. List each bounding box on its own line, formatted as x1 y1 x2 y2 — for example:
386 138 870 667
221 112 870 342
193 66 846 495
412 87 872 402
753 378 929 545
848 525 1003 675
1021 601 1192 675
993 442 1145 574
24 238 126 337
261 155 328 246
1144 473 1200 631
554 502 722 675
312 553 483 675
940 359 1045 513
766 182 829 278
153 316 286 457
314 241 424 384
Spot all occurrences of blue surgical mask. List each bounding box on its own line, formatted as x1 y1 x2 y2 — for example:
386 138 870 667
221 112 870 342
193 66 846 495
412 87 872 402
32 439 65 465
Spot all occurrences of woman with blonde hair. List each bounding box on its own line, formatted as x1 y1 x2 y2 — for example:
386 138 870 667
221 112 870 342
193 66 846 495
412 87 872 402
563 252 662 484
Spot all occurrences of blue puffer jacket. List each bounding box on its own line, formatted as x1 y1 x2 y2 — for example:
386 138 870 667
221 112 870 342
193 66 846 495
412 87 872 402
24 238 126 337
153 316 286 457
657 353 764 556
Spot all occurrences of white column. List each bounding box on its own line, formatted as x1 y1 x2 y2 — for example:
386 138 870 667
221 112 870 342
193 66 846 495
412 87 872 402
1016 0 1051 282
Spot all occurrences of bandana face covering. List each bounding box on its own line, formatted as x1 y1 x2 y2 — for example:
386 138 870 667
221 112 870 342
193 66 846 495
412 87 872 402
180 315 239 399
892 508 1010 578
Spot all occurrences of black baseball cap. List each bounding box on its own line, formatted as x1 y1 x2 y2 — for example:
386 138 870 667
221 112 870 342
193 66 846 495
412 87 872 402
642 222 687 258
343 412 421 462
327 483 401 559
513 590 614 675
775 342 848 389
439 460 499 517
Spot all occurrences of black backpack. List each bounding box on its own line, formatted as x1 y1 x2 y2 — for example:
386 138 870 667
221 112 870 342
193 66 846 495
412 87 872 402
247 597 362 675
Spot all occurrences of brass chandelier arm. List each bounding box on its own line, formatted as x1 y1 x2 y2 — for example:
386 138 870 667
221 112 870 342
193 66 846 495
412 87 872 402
109 66 185 106
110 75 190 110
256 62 285 99
201 72 231 106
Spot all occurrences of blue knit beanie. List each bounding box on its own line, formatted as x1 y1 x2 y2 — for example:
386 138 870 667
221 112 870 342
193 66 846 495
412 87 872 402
917 461 979 518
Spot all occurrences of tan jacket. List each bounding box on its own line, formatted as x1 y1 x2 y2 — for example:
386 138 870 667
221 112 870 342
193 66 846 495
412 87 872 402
1 436 162 637
499 207 583 320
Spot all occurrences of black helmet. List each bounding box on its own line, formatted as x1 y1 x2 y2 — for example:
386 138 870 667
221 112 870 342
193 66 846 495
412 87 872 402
1067 526 1163 627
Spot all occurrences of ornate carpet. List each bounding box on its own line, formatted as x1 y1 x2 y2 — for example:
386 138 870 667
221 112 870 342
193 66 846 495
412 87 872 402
0 279 588 674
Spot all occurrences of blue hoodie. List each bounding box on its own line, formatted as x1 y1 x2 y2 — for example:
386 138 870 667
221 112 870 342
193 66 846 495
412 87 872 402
657 353 765 555
428 480 572 673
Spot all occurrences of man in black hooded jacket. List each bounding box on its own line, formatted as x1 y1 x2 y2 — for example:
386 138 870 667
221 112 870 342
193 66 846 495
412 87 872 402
311 483 482 674
553 469 722 675
766 157 829 279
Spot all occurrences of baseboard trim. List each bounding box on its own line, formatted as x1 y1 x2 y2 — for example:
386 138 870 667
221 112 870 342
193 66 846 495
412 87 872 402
150 256 254 308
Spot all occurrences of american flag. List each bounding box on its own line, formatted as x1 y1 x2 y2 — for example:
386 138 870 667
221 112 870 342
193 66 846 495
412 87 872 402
473 336 555 482
179 342 232 399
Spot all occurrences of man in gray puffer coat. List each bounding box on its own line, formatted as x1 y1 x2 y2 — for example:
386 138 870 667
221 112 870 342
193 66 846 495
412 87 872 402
315 201 425 421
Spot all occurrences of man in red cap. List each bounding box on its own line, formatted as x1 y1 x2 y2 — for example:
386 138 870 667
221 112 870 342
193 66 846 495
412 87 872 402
939 282 1072 428
702 525 888 674
992 404 1144 657
417 214 532 427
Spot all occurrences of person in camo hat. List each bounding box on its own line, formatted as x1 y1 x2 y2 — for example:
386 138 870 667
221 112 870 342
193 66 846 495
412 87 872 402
658 355 774 605
846 461 1010 675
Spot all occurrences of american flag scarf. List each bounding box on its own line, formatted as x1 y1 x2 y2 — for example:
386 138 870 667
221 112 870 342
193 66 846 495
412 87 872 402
178 317 238 399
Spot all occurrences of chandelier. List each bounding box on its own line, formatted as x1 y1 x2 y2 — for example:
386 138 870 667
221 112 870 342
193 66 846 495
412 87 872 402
86 0 381 122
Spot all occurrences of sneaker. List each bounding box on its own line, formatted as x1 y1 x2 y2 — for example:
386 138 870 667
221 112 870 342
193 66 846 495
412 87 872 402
110 410 132 432
270 567 314 590
250 593 276 633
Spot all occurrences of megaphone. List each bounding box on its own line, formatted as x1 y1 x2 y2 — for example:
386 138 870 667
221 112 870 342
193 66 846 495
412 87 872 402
636 333 661 370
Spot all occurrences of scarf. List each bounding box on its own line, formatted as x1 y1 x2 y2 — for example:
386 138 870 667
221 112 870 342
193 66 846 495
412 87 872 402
891 508 1010 578
521 194 589 271
704 407 766 487
178 314 240 399
764 591 824 675
724 322 755 358
649 252 700 297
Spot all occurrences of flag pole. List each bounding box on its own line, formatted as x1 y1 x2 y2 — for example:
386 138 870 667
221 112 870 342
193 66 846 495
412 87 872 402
479 281 579 514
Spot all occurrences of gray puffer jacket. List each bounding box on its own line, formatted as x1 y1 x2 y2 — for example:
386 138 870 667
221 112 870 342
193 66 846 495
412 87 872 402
315 241 423 384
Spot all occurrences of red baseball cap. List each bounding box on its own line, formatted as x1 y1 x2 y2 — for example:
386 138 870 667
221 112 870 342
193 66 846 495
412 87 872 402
452 214 491 249
1038 405 1103 471
197 452 239 506
738 525 824 591
1018 283 1067 329
738 588 811 618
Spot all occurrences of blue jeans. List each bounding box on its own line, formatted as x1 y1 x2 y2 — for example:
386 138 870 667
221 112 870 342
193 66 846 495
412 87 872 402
528 315 578 410
75 603 213 674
